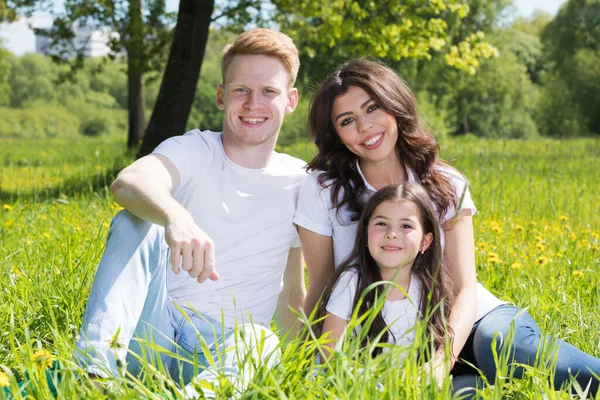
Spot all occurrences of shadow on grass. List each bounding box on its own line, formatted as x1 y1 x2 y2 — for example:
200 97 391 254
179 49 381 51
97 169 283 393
0 165 125 203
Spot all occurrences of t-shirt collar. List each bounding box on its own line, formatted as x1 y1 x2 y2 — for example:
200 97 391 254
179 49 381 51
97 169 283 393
355 159 418 192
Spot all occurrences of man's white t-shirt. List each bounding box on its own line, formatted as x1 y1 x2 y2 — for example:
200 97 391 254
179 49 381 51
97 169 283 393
327 269 422 348
293 162 504 321
153 130 306 327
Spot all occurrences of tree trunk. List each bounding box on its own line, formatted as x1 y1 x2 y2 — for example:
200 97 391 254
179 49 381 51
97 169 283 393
126 0 145 149
127 62 146 148
137 0 215 158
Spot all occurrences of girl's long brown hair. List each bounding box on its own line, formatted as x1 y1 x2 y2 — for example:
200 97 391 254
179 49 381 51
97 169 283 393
316 184 454 357
307 58 457 222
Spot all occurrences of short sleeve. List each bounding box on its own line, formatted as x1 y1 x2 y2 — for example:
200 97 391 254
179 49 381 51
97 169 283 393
290 234 301 248
293 172 334 236
440 168 477 224
152 129 214 191
326 270 358 321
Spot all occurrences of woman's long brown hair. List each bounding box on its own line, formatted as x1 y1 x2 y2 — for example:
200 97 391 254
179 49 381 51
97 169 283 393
307 58 457 222
316 184 454 357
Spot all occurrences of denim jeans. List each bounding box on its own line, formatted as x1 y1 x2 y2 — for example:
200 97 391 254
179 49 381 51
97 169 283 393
451 304 600 398
74 211 280 397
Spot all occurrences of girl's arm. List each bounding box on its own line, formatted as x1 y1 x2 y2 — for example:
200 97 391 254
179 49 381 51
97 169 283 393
298 227 336 317
320 313 348 362
431 213 478 375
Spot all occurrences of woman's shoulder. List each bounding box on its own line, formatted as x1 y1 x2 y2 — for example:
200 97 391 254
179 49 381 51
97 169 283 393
434 163 468 182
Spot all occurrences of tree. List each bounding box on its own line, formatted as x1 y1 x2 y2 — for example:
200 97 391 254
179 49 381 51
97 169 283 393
270 0 499 83
541 0 600 134
137 0 215 157
0 0 42 23
39 0 174 148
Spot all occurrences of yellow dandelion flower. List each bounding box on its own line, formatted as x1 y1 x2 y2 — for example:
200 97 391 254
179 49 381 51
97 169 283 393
42 232 51 239
572 270 584 278
0 371 9 387
510 262 522 270
581 239 589 247
536 243 545 251
570 233 577 241
33 349 54 370
476 241 487 250
39 214 47 220
592 232 599 240
559 215 568 221
487 252 499 259
487 257 501 264
2 204 13 211
3 220 14 228
515 225 524 232
536 256 549 265
535 236 543 243
555 252 564 258
491 226 503 233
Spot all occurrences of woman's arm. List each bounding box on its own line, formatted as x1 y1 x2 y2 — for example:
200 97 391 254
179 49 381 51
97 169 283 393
298 227 336 317
432 212 478 373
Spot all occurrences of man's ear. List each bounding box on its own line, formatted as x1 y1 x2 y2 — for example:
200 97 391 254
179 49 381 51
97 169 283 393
421 232 433 253
216 84 225 110
285 88 299 115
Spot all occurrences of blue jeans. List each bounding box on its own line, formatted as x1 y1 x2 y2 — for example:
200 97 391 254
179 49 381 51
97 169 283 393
452 305 600 398
74 211 280 396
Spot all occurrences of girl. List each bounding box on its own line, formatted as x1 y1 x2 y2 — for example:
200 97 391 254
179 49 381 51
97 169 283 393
294 58 600 395
317 183 453 362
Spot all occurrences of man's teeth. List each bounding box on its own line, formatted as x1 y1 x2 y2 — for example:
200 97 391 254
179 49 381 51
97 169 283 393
242 117 266 124
363 134 382 146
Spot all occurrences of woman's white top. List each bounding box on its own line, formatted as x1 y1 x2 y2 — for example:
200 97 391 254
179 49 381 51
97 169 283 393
293 162 504 322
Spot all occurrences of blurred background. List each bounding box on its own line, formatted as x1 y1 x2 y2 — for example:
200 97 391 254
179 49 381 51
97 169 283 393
0 0 597 153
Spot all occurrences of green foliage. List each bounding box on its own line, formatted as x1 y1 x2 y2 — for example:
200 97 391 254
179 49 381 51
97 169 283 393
0 107 80 139
541 0 600 135
535 72 589 137
0 46 12 106
272 0 498 83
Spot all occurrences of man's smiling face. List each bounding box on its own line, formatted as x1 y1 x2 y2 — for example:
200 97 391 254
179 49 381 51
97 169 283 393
217 54 298 149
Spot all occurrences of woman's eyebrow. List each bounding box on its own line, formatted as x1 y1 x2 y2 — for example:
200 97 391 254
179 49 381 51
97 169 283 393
334 98 374 121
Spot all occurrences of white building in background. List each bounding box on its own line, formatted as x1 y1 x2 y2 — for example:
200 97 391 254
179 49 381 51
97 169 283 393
35 25 114 58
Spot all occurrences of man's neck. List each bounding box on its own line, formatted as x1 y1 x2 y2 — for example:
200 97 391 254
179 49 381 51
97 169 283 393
221 132 277 169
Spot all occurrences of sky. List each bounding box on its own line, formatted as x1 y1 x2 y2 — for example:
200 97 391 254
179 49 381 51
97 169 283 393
1 0 568 56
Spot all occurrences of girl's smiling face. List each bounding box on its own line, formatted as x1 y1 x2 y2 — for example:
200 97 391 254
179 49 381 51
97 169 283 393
331 86 399 165
367 200 432 271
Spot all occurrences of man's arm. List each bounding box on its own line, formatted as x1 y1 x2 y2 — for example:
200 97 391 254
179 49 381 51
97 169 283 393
111 154 218 282
274 247 306 339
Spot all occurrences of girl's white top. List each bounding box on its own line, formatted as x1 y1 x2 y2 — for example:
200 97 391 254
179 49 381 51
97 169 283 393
327 269 422 347
293 162 504 322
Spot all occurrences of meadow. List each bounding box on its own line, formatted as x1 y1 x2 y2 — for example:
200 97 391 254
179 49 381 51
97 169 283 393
0 136 599 399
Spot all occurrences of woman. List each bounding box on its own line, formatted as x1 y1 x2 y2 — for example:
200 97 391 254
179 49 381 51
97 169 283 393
293 58 600 395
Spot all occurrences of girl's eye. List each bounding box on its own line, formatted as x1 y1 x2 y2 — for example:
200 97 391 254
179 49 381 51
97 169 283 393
375 221 387 227
340 117 355 127
367 104 380 112
264 88 275 94
402 224 413 229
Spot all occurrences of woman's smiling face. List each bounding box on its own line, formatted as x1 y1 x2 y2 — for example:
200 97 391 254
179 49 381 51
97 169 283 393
331 86 399 165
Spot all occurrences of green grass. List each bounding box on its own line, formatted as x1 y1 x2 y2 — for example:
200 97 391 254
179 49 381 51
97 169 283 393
0 136 599 398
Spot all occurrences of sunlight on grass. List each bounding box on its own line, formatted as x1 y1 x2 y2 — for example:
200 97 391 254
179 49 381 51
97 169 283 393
0 136 598 398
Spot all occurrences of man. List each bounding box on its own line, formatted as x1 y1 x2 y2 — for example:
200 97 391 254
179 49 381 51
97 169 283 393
75 28 306 397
